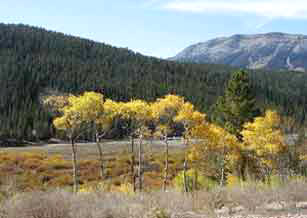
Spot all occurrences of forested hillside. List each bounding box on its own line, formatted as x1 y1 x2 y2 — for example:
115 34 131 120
0 23 306 140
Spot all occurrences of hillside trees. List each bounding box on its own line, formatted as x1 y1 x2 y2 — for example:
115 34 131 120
211 70 259 141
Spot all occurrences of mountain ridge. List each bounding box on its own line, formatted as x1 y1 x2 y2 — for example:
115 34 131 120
171 32 307 72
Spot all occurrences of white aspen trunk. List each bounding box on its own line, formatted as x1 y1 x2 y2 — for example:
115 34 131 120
96 131 104 180
163 135 169 192
71 138 78 193
131 136 136 192
138 136 143 191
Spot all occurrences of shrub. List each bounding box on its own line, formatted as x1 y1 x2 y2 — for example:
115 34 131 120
43 155 71 170
226 174 241 187
115 183 134 195
79 182 110 194
48 174 73 187
173 168 217 192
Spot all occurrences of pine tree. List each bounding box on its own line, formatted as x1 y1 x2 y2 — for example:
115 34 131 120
212 70 259 141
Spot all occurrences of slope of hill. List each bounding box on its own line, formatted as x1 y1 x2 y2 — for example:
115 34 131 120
171 33 307 72
0 24 306 140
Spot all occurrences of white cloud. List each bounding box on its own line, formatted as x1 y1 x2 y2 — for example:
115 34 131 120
163 0 307 19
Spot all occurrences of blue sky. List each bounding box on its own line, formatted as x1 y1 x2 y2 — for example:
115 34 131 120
1 0 307 58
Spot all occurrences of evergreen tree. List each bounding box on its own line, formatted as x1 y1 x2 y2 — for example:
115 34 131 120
212 70 260 141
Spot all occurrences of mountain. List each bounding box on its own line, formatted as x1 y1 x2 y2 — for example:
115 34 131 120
0 24 306 140
171 33 307 72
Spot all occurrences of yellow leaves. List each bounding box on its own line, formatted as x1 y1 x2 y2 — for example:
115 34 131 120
174 102 206 128
151 94 185 123
50 92 209 142
66 92 104 122
226 174 241 187
52 92 105 137
103 99 123 116
240 110 285 180
191 123 238 150
241 110 285 155
151 94 206 139
122 100 152 122
53 116 69 130
187 122 240 165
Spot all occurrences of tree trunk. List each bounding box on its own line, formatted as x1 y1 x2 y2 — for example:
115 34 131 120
183 157 188 193
131 137 136 192
163 135 169 192
220 146 226 186
71 138 78 193
220 167 225 187
138 136 143 191
96 132 104 180
183 137 188 193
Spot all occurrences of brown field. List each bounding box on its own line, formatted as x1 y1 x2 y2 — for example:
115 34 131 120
0 139 187 192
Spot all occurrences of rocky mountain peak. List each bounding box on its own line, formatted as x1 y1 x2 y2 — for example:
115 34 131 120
171 33 307 72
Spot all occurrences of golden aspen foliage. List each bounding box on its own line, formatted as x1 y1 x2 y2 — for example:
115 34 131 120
189 123 239 161
188 122 240 181
115 99 153 138
174 102 206 133
122 100 152 122
102 99 124 126
70 91 104 122
241 110 285 156
52 92 106 137
53 96 83 138
151 94 185 125
150 94 194 139
241 110 286 180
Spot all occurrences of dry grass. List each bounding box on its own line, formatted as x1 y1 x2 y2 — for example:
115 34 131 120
0 190 217 218
1 180 307 218
0 181 307 218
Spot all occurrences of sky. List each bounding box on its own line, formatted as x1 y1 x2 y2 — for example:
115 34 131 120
1 0 307 58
